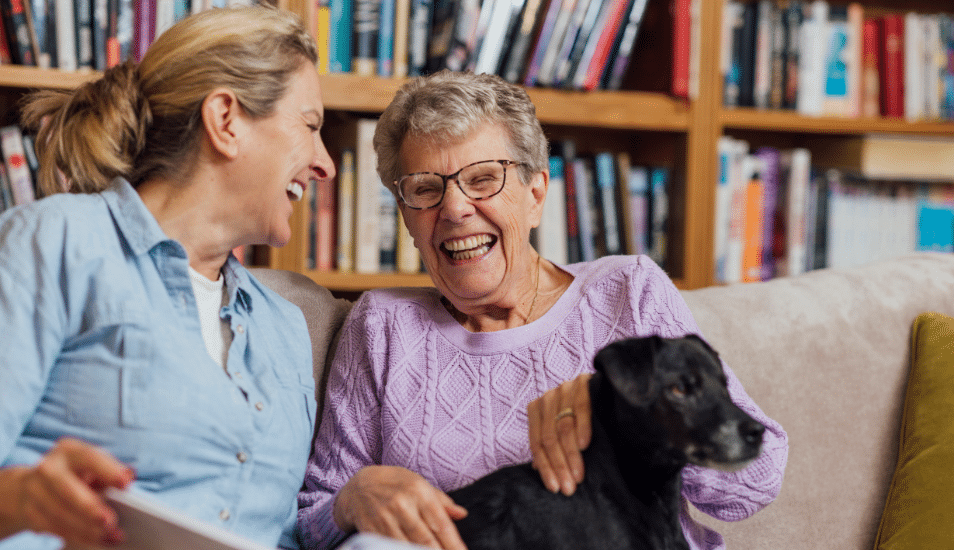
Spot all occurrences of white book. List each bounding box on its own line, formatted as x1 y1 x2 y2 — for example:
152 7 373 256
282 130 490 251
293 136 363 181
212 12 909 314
396 209 421 273
753 0 773 109
713 137 736 282
797 0 828 117
923 16 942 121
354 118 382 273
473 0 523 75
54 0 77 70
784 147 811 277
725 143 752 284
904 12 924 122
538 156 569 264
156 0 177 38
336 149 356 271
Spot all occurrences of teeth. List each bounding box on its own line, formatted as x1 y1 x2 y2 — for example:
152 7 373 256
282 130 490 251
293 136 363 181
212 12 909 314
286 181 304 201
443 235 493 260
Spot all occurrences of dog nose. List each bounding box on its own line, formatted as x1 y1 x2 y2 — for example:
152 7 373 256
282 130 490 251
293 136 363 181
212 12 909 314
739 420 765 445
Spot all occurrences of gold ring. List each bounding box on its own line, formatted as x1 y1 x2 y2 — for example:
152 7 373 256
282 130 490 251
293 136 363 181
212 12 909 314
554 407 575 422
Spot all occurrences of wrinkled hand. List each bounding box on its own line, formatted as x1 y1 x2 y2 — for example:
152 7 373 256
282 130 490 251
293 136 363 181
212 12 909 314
334 465 468 550
527 373 593 496
9 437 134 546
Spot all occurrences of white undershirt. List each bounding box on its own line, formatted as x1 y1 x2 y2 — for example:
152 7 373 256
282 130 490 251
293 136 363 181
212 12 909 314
188 267 231 369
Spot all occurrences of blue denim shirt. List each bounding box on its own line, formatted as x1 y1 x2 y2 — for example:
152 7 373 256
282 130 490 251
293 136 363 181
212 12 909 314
0 179 316 549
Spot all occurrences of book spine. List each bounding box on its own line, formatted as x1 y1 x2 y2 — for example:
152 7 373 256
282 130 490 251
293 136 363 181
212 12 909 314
376 0 395 76
501 0 545 83
329 0 353 73
740 156 763 283
648 167 668 267
352 0 380 76
670 0 691 99
425 0 456 73
594 151 621 255
116 0 132 62
406 0 430 75
0 163 13 212
105 0 119 67
561 140 581 263
737 1 758 107
625 165 649 256
573 157 597 261
53 0 75 69
556 0 604 88
534 0 578 86
767 1 785 109
0 125 36 206
722 0 743 106
314 0 332 75
442 0 480 71
755 146 780 281
781 0 802 110
472 0 520 76
521 0 564 86
2 0 37 65
91 0 106 69
336 149 356 271
577 0 628 90
391 0 410 77
73 0 93 68
539 155 569 264
820 5 849 116
354 119 381 273
860 17 879 118
725 141 749 283
396 209 421 273
601 0 648 90
785 148 811 277
752 0 772 108
378 185 397 271
713 137 735 282
878 13 904 119
0 8 11 63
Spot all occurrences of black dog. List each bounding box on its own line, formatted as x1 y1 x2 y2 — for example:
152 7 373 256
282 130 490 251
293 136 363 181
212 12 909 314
447 335 765 550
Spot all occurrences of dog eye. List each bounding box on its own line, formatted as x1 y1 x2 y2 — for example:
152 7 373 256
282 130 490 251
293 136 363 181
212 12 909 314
669 384 687 399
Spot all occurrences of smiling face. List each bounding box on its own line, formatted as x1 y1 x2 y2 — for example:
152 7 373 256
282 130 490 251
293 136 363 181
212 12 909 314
398 122 547 315
238 61 334 248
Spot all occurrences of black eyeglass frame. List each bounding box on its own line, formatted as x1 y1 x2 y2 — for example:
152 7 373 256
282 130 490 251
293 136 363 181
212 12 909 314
395 159 524 210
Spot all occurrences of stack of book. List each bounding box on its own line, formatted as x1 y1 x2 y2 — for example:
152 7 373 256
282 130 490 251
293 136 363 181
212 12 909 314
721 0 954 121
0 0 256 70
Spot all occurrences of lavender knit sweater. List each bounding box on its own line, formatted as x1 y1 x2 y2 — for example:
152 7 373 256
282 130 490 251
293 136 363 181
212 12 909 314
298 255 788 549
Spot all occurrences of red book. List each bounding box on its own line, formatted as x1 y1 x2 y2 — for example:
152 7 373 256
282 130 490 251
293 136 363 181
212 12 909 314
0 11 11 63
581 0 630 91
670 0 690 99
860 18 880 118
878 13 904 118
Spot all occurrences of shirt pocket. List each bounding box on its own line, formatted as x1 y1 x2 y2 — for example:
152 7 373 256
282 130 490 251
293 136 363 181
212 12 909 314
65 303 155 429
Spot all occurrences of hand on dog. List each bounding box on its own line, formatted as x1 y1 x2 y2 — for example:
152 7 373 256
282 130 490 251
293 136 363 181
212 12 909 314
527 373 593 496
334 465 469 550
2 437 134 546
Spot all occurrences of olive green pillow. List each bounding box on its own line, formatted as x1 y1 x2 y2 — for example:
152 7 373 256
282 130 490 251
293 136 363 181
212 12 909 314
875 312 954 549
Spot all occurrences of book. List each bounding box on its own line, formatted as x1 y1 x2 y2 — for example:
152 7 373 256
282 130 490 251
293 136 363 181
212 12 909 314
860 17 879 118
314 167 336 271
391 0 410 77
116 0 133 63
878 12 904 119
352 0 381 75
74 0 94 68
500 0 547 83
670 0 690 99
903 12 923 122
724 141 750 283
132 0 154 62
558 140 581 263
30 0 56 68
105 0 121 67
573 156 597 261
406 0 431 75
767 0 785 109
647 166 668 267
1 0 37 65
740 156 763 283
780 0 802 110
464 0 498 71
336 149 356 271
713 137 736 282
472 0 523 75
820 4 850 116
721 0 743 106
782 147 811 277
442 0 480 71
617 154 649 256
593 151 621 255
376 0 395 76
328 0 353 73
811 134 954 181
0 8 11 63
752 0 772 109
736 0 758 107
425 0 457 72
521 0 565 86
395 209 421 273
354 118 381 273
600 0 648 90
533 0 580 86
918 202 954 253
0 125 35 206
755 146 780 280
91 0 107 69
796 0 828 117
553 0 603 88
313 0 332 74
378 185 397 271
537 155 569 264
0 163 13 212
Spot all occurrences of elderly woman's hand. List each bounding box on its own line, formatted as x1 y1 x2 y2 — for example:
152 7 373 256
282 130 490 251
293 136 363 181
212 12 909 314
527 373 593 496
333 465 469 550
1 437 134 545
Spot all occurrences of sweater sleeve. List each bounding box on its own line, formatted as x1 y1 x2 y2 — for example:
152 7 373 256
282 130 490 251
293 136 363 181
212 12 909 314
630 257 789 522
297 295 385 550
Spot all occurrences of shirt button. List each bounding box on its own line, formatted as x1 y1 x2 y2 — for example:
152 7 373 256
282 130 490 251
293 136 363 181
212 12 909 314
236 451 248 463
255 402 264 411
236 324 245 334
219 509 230 521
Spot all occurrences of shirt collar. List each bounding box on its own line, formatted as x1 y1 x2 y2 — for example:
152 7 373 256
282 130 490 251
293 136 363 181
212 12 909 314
101 177 172 258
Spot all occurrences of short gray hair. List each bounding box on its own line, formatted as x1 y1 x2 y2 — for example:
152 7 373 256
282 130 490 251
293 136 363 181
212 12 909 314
373 70 549 195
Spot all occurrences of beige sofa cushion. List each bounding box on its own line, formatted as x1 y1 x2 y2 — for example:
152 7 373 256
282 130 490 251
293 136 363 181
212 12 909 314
680 253 954 550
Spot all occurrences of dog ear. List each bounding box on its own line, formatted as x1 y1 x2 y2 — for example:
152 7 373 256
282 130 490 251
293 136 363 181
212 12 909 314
594 336 662 406
683 334 720 361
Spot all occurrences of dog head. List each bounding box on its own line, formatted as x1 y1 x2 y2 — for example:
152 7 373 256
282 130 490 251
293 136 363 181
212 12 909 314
593 335 764 472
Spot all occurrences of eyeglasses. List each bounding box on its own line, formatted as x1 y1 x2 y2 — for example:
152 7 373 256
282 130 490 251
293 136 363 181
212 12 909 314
395 159 523 210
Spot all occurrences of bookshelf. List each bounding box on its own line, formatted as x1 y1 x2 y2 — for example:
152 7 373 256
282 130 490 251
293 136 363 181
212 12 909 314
2 0 953 292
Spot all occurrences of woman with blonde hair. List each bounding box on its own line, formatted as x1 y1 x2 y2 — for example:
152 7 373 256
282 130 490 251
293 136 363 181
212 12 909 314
0 6 334 549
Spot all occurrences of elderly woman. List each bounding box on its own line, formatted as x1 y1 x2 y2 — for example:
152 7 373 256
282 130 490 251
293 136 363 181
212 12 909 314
298 70 787 550
0 6 334 550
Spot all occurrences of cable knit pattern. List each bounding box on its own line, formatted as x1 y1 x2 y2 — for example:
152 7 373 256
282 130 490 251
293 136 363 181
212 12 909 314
298 256 788 550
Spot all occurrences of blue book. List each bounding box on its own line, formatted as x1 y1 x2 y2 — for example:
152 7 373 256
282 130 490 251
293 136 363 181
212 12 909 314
648 167 669 266
594 152 621 256
329 0 354 73
917 203 954 253
377 0 395 76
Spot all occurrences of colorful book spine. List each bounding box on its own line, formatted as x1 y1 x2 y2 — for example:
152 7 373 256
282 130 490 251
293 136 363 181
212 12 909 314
860 17 879 118
352 0 381 76
329 0 353 73
378 185 397 271
740 157 763 283
522 0 565 86
781 0 802 110
539 155 569 264
406 0 430 75
576 0 629 91
1 0 37 65
878 12 905 119
376 0 395 76
501 0 546 83
594 151 621 255
671 0 691 99
336 149 356 272
601 0 649 90
314 0 332 75
648 166 668 266
755 146 780 281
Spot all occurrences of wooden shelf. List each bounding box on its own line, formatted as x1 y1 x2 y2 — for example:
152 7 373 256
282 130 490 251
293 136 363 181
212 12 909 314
720 107 954 136
318 74 690 131
305 269 433 291
0 65 100 89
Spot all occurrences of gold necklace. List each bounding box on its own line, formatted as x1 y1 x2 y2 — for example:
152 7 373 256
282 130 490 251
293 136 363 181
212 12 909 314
525 254 541 325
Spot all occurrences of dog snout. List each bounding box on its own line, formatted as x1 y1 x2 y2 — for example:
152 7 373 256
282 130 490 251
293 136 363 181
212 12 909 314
740 419 765 446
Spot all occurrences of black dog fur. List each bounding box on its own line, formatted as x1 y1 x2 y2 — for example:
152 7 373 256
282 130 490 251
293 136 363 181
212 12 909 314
446 335 765 550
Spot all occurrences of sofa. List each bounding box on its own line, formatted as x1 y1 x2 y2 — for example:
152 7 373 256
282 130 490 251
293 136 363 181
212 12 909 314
252 251 954 550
